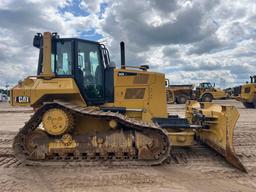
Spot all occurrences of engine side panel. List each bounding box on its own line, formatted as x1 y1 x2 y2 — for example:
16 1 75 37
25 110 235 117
108 69 168 121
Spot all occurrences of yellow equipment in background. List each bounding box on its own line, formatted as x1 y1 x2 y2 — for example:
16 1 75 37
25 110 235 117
195 82 228 102
236 75 256 108
10 32 245 171
165 79 175 104
165 79 194 104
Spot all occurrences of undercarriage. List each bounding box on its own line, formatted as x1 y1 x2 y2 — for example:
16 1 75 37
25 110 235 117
13 101 170 166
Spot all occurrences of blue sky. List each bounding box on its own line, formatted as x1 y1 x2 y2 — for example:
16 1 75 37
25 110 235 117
0 0 256 89
59 0 103 41
60 0 90 17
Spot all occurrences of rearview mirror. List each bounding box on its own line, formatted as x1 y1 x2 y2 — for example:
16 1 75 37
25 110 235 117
33 33 43 48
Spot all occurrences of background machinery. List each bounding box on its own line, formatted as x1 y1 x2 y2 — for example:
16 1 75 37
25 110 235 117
195 82 228 102
10 32 245 171
235 75 256 108
166 81 227 104
224 86 242 98
165 79 175 104
165 79 194 104
0 93 8 102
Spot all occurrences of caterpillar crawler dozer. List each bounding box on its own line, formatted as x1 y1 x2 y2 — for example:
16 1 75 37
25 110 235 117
10 32 246 171
235 75 256 108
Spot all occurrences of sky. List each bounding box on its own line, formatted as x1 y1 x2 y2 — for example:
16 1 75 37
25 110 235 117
0 0 256 89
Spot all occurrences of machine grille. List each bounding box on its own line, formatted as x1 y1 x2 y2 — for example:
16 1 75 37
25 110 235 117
124 88 145 99
133 74 149 84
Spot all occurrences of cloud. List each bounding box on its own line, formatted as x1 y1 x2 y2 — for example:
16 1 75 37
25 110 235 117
188 35 224 55
80 0 102 14
100 0 256 87
102 0 208 47
0 0 256 89
150 0 178 13
0 0 101 86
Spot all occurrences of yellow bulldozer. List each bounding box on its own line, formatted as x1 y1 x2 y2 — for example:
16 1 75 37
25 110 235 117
236 75 256 108
10 32 245 171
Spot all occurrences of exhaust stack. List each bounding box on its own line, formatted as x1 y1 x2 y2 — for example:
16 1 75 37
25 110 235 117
120 42 125 69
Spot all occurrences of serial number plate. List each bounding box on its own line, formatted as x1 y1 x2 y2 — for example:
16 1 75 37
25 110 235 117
16 96 30 103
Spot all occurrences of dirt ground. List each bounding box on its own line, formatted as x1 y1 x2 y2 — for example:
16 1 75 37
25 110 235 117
0 100 255 192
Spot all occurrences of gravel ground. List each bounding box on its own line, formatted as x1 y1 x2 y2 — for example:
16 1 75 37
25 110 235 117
0 100 255 192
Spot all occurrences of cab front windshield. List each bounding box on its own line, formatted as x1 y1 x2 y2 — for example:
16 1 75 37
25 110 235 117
201 83 212 88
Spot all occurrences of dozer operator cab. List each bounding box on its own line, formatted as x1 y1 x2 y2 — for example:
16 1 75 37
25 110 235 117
196 82 214 94
199 82 214 89
33 32 114 106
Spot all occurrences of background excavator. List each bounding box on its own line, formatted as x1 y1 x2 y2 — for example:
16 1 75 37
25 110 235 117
10 32 246 171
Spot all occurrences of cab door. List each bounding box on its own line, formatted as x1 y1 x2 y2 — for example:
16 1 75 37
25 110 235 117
75 40 105 105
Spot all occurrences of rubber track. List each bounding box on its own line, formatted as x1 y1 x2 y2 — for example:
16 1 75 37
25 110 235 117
13 101 170 166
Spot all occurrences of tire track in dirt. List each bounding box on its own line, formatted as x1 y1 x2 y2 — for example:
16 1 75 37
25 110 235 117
0 101 256 191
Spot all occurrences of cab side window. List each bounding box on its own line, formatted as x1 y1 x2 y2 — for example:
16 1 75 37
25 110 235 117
77 41 104 99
